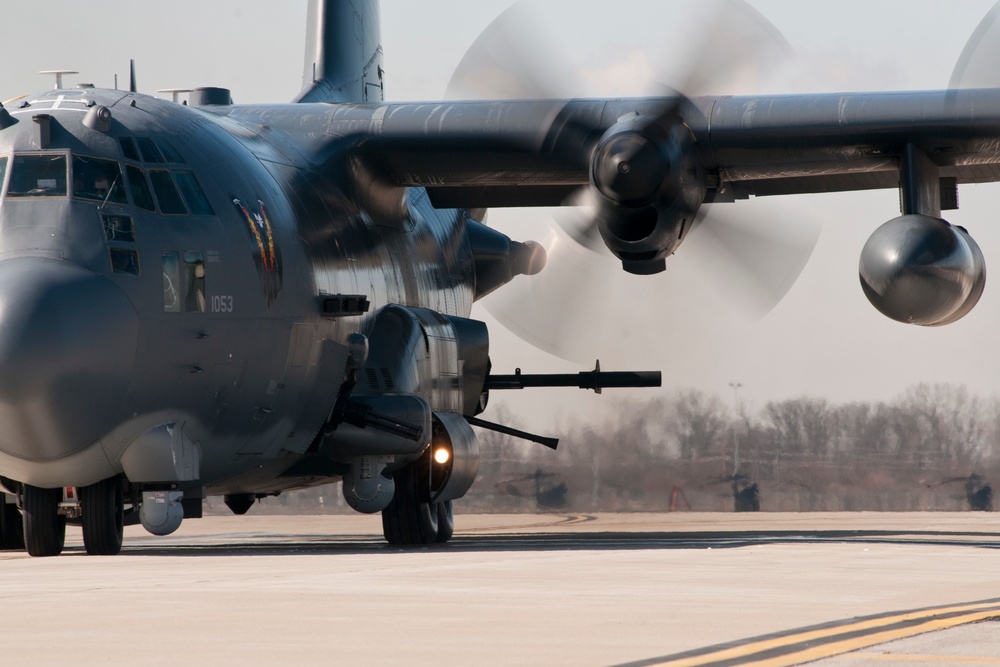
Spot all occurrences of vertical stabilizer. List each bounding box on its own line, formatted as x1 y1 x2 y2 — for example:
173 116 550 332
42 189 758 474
294 0 384 104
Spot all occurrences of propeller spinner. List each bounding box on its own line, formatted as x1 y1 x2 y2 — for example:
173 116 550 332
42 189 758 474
448 0 821 361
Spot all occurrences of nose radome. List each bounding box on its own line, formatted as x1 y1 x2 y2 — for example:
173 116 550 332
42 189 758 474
0 258 138 461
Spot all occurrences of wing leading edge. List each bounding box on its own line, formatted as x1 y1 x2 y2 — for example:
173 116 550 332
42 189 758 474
223 88 1000 209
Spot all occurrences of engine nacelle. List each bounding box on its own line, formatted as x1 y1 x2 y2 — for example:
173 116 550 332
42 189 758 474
590 115 706 275
860 214 986 325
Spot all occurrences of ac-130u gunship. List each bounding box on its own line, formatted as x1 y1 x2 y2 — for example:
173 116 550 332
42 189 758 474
0 0 997 555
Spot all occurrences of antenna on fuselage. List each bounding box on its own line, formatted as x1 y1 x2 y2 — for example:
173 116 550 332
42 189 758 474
38 70 78 90
156 88 193 104
129 60 137 93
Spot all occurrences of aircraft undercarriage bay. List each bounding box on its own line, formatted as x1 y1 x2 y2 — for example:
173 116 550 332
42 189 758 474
0 0 998 556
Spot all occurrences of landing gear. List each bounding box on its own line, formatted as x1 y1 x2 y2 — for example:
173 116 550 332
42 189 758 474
435 500 454 543
79 477 124 555
381 462 454 545
0 495 24 550
22 485 66 557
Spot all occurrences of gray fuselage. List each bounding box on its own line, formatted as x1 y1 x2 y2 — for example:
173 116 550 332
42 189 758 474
0 87 475 495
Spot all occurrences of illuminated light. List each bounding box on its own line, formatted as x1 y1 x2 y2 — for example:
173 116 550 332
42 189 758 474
434 447 450 465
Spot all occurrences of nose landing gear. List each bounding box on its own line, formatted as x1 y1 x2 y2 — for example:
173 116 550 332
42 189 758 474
22 485 66 557
79 477 125 555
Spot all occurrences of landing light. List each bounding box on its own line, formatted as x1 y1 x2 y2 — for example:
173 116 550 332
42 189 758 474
434 447 450 465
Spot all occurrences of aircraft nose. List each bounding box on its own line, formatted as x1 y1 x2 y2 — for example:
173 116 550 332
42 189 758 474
0 258 138 461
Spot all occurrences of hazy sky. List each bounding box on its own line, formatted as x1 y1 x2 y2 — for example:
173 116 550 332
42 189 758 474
3 1 1000 428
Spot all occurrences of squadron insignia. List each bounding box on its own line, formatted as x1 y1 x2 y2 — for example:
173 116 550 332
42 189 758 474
232 195 283 305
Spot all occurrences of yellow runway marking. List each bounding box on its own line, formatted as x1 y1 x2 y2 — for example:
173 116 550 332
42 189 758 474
842 654 1000 664
460 513 596 533
634 600 1000 667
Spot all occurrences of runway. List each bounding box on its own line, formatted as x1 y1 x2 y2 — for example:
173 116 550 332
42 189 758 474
2 512 999 666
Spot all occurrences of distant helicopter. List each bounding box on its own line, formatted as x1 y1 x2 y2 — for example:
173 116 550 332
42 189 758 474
928 474 994 511
496 469 568 509
706 474 761 512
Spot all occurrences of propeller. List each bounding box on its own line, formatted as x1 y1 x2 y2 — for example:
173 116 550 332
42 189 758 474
447 0 821 363
949 1 1000 88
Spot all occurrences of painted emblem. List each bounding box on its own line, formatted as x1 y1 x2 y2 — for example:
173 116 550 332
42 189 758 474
232 195 283 305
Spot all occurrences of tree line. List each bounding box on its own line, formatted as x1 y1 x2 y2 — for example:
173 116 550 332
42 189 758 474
232 383 1000 515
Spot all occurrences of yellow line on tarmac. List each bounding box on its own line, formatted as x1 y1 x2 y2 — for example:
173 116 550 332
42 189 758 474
648 601 1000 667
841 653 1000 664
559 514 594 526
744 609 1000 667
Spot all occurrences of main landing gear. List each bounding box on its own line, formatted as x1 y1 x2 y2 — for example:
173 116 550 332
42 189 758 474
0 493 24 550
21 476 124 556
381 460 454 545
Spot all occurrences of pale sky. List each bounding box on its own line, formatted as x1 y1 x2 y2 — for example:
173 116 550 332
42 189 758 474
2 1 1000 429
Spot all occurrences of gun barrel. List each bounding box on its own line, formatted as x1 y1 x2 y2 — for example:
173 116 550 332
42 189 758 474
484 370 661 391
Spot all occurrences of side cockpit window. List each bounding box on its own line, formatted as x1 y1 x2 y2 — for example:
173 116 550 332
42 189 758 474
136 138 164 164
157 140 186 164
173 171 214 215
119 138 140 162
72 155 127 204
126 165 156 211
148 169 187 215
7 155 67 197
0 157 7 198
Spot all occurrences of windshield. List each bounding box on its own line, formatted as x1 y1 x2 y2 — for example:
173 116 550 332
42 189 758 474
7 155 67 197
73 155 127 205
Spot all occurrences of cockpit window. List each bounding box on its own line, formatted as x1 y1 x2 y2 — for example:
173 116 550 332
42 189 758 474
102 214 135 242
7 155 67 197
119 138 140 162
125 165 155 212
173 170 214 215
0 157 7 195
148 169 187 215
157 140 187 164
72 155 127 205
136 138 164 164
110 248 140 276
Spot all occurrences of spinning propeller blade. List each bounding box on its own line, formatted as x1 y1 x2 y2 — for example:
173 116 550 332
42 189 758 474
448 0 821 361
950 1 1000 88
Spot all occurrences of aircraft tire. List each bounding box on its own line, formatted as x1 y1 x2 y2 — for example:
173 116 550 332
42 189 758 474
381 462 439 545
435 500 454 543
22 485 65 557
0 495 24 550
80 477 124 556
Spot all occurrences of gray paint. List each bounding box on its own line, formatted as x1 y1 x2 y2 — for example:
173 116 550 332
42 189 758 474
0 0 997 522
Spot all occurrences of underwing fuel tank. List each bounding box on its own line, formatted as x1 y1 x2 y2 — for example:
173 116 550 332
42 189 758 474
859 214 986 326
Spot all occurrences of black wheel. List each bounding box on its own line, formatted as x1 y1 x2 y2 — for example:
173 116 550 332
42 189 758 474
80 477 124 555
435 500 454 543
22 485 65 557
381 462 439 545
0 495 24 550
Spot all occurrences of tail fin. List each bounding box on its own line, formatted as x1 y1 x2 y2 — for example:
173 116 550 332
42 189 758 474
294 0 385 104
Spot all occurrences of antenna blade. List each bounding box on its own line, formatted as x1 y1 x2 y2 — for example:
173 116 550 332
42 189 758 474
129 59 137 93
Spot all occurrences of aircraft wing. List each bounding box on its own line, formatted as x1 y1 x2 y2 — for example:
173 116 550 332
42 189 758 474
302 89 1000 209
222 88 996 327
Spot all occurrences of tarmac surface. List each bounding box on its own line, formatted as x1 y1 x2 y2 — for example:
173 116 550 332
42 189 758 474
2 512 999 666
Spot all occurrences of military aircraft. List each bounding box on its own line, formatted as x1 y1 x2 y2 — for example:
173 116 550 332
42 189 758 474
0 0 999 557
